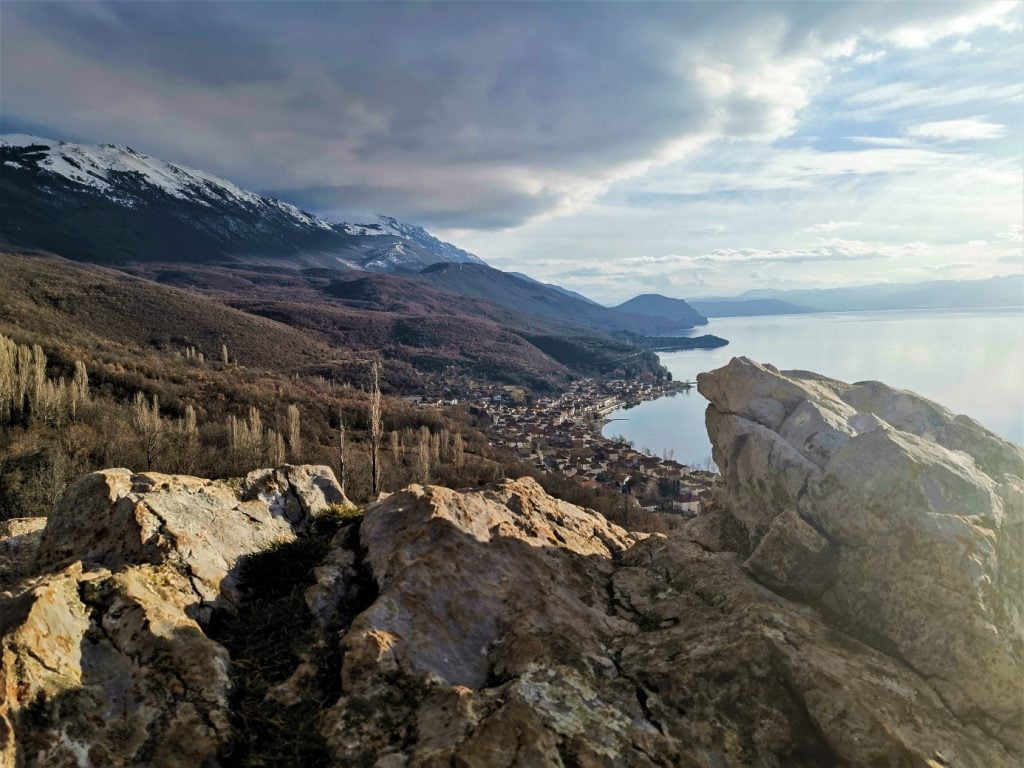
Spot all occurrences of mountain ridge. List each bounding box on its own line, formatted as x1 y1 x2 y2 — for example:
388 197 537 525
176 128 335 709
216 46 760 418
417 263 708 336
614 293 708 328
0 134 483 272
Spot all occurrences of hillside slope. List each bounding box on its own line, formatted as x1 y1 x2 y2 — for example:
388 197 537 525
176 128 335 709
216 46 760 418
0 251 670 393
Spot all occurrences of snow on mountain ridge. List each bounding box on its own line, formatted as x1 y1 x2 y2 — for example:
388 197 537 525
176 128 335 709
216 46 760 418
1 133 485 269
1 134 332 230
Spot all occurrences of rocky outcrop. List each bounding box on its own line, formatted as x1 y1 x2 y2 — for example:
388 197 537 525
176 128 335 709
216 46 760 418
1 465 346 767
1 380 1021 767
699 357 1024 751
309 476 1015 767
0 518 46 589
36 465 350 616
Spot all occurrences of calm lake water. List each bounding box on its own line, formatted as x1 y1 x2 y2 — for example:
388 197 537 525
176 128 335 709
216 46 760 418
602 308 1024 467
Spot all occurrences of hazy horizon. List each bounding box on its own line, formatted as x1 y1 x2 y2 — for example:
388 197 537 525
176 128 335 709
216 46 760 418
2 1 1022 302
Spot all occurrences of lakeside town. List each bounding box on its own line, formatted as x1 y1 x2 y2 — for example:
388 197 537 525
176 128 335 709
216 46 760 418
460 377 719 515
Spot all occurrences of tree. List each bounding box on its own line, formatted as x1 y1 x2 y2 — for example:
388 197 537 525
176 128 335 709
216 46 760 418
227 406 263 470
70 360 89 419
452 432 465 468
131 392 163 470
286 404 301 461
369 361 383 496
269 429 286 465
416 426 431 484
337 406 347 493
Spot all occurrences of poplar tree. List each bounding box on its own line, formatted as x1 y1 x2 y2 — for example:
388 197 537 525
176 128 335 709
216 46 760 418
286 404 301 461
369 362 383 496
337 407 347 493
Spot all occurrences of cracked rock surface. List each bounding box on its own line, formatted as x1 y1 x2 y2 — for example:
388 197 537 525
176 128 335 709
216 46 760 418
1 465 346 767
699 356 1024 753
317 476 1017 767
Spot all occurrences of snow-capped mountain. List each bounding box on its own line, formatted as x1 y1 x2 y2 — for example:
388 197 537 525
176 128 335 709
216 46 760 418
0 134 484 271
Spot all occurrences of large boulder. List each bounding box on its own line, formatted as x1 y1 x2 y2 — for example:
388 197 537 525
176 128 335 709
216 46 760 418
0 563 231 768
314 476 1015 766
2 465 347 767
36 465 348 615
699 357 1024 749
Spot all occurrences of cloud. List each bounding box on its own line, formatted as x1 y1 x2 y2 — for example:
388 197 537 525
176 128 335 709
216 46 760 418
853 50 887 65
995 224 1023 242
804 221 861 233
686 239 924 266
907 117 1008 141
847 136 922 147
2 0 1017 230
694 224 728 235
839 82 1023 121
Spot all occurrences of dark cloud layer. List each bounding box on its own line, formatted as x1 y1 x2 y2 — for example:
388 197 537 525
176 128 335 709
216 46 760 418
0 1 1008 229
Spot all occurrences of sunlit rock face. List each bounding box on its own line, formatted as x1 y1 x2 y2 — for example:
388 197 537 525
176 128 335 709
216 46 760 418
316 478 1016 767
699 356 1024 751
1 465 346 768
0 518 46 589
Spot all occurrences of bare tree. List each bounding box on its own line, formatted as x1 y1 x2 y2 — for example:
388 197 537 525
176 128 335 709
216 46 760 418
70 360 89 420
131 392 163 470
452 432 465 468
416 425 431 484
337 406 347 493
286 404 301 461
269 429 286 465
369 361 383 496
0 335 15 423
227 406 263 470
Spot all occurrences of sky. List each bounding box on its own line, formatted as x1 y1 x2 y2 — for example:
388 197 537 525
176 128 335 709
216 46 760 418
1 1 1022 302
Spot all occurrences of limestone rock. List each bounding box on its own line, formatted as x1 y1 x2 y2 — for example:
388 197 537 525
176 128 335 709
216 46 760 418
3 464 346 766
0 562 231 768
699 356 1024 749
241 464 353 525
0 517 46 589
36 465 346 613
315 476 1015 766
743 508 833 599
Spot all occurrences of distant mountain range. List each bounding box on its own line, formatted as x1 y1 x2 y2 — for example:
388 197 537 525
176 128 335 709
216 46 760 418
717 276 1023 313
687 298 814 317
0 134 483 272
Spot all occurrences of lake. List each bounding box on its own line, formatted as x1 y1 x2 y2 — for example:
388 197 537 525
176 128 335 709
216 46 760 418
602 308 1024 467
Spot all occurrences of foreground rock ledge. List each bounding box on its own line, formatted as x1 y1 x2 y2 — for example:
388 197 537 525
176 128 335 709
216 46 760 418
1 361 1021 767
